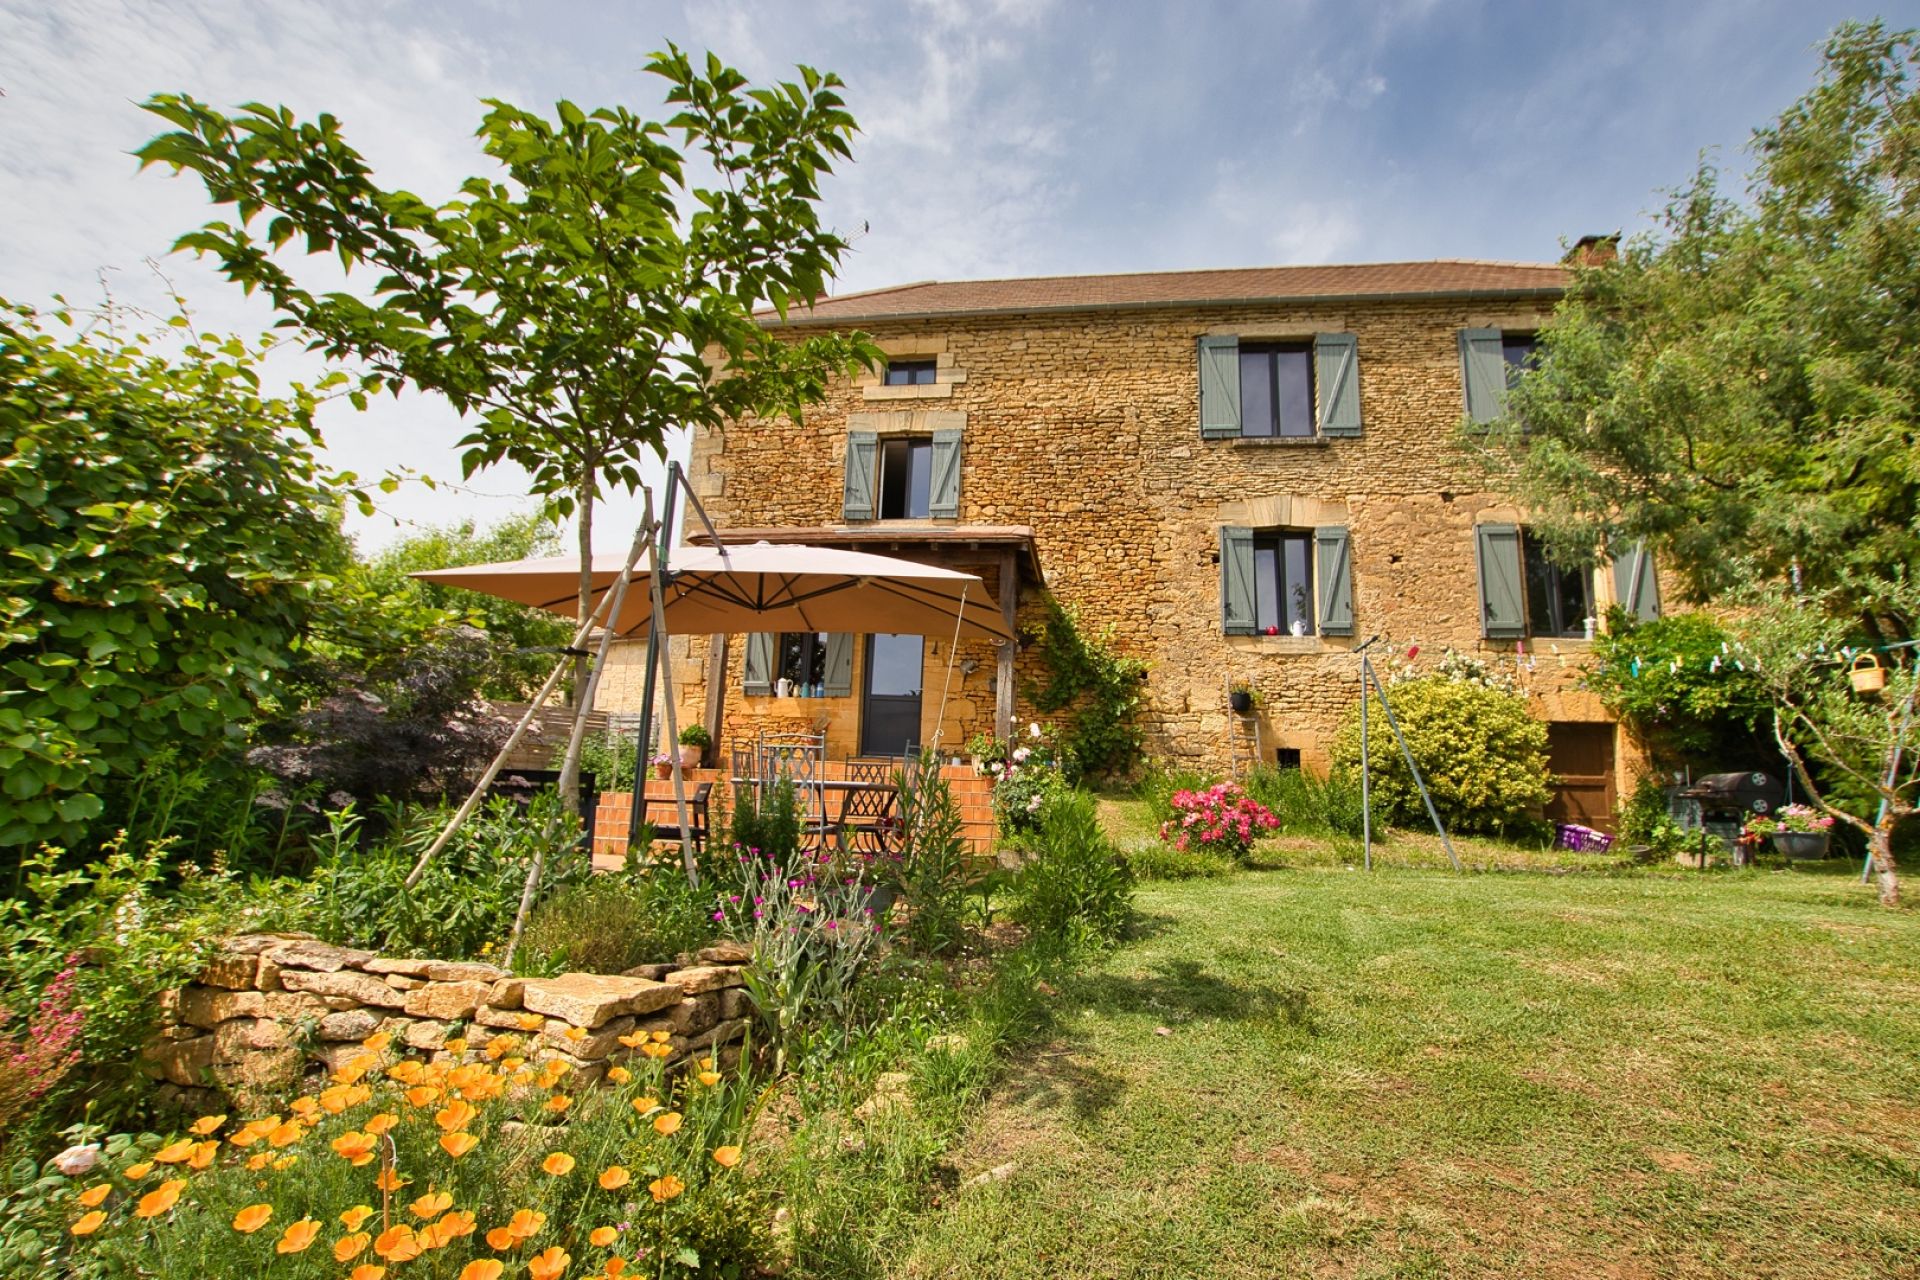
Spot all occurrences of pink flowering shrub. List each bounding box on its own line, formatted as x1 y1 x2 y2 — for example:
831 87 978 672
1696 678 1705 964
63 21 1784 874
0 958 86 1134
1158 783 1279 861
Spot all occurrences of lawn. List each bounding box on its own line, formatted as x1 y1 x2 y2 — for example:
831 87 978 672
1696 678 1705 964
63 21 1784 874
894 862 1920 1278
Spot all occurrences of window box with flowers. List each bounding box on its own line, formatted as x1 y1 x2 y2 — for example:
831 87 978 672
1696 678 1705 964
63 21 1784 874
1745 804 1835 859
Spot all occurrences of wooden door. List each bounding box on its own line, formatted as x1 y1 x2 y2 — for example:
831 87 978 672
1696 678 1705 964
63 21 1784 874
1545 722 1617 832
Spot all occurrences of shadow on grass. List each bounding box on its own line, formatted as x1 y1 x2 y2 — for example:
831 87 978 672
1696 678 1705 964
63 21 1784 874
992 1046 1129 1124
1069 958 1320 1034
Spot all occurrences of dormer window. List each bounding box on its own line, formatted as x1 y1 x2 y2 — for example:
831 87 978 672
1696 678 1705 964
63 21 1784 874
882 358 938 386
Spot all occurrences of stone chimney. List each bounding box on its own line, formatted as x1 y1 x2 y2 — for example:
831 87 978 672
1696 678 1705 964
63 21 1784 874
1566 233 1620 267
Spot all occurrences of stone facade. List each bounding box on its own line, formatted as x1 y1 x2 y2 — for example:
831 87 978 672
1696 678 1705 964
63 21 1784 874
142 934 750 1112
599 274 1645 814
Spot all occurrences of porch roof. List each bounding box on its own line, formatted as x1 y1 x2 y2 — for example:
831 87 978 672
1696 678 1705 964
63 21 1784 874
685 524 1045 590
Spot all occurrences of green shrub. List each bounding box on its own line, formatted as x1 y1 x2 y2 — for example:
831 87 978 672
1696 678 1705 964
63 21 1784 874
1012 791 1134 947
1134 760 1221 828
1242 764 1366 836
312 789 584 960
568 728 638 791
518 863 715 975
894 752 971 954
1328 675 1552 836
727 775 805 871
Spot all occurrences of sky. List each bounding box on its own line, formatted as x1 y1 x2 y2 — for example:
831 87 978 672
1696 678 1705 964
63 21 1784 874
1 0 1907 552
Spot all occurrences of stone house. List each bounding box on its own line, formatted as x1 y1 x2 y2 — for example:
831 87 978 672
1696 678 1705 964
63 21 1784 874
597 258 1658 830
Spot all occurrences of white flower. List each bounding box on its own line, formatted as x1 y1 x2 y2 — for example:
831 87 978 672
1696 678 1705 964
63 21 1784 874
1026 793 1043 812
1012 747 1031 764
53 1145 102 1177
1028 722 1042 739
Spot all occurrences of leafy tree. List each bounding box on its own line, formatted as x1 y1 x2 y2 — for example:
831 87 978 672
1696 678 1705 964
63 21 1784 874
1479 21 1919 633
0 302 362 850
136 48 880 802
357 512 574 701
1585 611 1771 764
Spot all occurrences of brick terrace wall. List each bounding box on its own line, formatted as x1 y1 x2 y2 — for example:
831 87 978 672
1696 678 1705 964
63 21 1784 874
613 295 1645 797
142 935 751 1113
592 765 997 859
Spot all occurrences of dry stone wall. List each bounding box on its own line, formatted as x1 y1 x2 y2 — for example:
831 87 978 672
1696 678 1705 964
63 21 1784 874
142 934 753 1112
614 294 1640 792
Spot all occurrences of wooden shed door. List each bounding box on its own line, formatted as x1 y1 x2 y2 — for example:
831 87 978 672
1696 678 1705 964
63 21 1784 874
1545 723 1617 832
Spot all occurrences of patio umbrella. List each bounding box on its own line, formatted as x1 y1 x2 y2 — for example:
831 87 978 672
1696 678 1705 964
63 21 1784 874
411 540 1014 643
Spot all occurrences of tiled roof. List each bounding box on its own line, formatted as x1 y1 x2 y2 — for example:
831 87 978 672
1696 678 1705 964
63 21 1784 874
763 259 1567 326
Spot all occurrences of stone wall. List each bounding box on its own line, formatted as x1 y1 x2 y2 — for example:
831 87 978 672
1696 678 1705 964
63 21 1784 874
602 292 1645 803
142 934 752 1112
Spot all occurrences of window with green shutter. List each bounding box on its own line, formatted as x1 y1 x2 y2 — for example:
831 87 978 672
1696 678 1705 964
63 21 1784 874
1460 328 1541 425
743 632 776 695
842 431 878 521
1202 333 1362 439
1611 542 1661 622
1313 334 1362 437
1475 523 1597 639
1221 525 1350 637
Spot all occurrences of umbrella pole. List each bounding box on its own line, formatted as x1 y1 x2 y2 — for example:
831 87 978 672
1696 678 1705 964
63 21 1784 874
402 530 642 890
641 476 702 890
504 513 660 966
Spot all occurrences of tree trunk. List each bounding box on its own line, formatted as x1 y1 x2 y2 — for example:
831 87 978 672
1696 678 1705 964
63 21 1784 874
1869 825 1900 907
556 473 596 817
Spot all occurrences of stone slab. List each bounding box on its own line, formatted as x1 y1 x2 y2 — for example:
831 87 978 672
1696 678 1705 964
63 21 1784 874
403 980 491 1021
279 967 409 1009
519 973 680 1029
664 965 747 996
262 939 374 973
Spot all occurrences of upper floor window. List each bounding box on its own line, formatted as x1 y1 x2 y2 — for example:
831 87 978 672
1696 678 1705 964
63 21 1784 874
1199 333 1362 440
1521 529 1591 638
882 358 938 386
1459 328 1542 424
1220 524 1354 637
1238 344 1315 439
1475 522 1594 639
878 436 933 519
1501 333 1541 384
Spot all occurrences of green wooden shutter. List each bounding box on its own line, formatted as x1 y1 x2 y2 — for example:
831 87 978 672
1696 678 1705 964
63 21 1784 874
1458 328 1506 425
1612 542 1661 622
1314 333 1362 437
822 632 854 697
1220 527 1256 635
1314 526 1354 635
1199 335 1241 439
1475 523 1526 639
743 632 775 695
928 428 963 519
842 430 878 521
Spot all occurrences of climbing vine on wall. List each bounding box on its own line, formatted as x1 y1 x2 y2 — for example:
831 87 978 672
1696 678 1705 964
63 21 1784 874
1024 597 1149 780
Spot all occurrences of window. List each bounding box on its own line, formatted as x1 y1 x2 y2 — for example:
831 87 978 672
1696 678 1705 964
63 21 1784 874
877 436 933 519
1274 747 1303 771
1521 529 1592 638
1474 522 1593 640
777 632 830 694
1501 333 1540 385
882 358 937 386
1460 328 1543 424
1238 343 1315 438
1252 531 1315 635
1220 524 1353 637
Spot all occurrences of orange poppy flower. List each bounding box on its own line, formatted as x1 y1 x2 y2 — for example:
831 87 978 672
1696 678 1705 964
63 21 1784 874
443 1037 468 1055
502 1055 527 1071
589 1226 618 1247
697 1070 721 1087
410 1191 453 1220
152 1139 195 1165
335 1231 372 1262
598 1165 631 1190
70 1210 107 1236
362 1031 393 1052
77 1183 111 1208
544 1094 572 1114
319 1084 356 1114
562 1026 588 1044
652 1111 683 1136
640 1042 672 1060
272 1155 298 1171
517 1013 545 1032
528 1246 571 1280
232 1203 273 1233
406 1085 443 1107
439 1131 479 1159
435 1099 476 1132
122 1161 153 1180
341 1204 375 1231
437 1209 477 1240
712 1145 742 1169
507 1208 546 1240
648 1174 685 1203
376 1167 409 1192
630 1096 659 1116
133 1179 186 1219
540 1152 576 1176
267 1121 305 1148
387 1060 424 1085
246 1152 273 1171
189 1113 227 1136
351 1266 388 1280
289 1096 321 1121
698 1057 714 1071
374 1224 422 1262
606 1066 632 1084
276 1218 322 1254
460 1261 505 1280
605 1259 628 1279
184 1140 219 1170
616 1031 646 1049
364 1111 400 1135
485 1226 517 1251
463 1072 506 1103
331 1132 379 1166
649 1030 670 1044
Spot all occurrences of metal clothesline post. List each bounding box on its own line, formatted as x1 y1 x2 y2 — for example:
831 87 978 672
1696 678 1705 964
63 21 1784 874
1356 636 1460 872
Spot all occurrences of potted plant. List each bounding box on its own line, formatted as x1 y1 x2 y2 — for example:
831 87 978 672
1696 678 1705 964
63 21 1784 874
677 723 711 769
965 729 1002 774
1744 804 1835 859
1228 680 1259 716
650 751 674 780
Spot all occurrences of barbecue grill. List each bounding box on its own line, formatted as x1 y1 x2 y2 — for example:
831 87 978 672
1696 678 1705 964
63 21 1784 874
1673 771 1784 857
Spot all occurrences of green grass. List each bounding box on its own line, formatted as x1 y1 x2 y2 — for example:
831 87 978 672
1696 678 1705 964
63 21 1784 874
893 863 1920 1278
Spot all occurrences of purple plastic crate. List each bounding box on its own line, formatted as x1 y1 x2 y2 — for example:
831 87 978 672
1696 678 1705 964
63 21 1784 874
1556 823 1614 853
